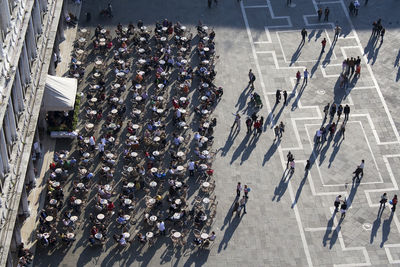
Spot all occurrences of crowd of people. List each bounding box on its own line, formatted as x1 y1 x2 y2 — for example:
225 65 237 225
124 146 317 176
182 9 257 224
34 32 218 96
37 19 222 254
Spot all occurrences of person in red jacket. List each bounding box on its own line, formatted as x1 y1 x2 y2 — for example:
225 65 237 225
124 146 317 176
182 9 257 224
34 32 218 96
321 38 327 54
392 195 398 212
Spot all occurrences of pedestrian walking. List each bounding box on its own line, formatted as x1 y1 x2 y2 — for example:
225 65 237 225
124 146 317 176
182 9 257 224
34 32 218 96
317 8 323 21
305 160 311 172
231 113 241 131
334 195 342 212
248 69 256 89
283 90 288 105
329 122 336 137
380 28 385 42
391 195 398 212
354 0 360 16
340 200 347 219
287 0 291 6
349 57 355 76
244 185 250 198
316 128 322 144
344 104 350 120
330 103 336 119
301 28 307 43
303 69 309 84
359 159 365 177
355 64 361 77
340 124 345 139
337 104 343 120
251 112 258 122
364 0 368 5
321 38 327 54
324 7 330 21
274 126 280 141
236 182 242 197
321 126 327 142
290 160 295 174
214 0 218 5
286 151 294 169
334 25 341 40
258 116 264 134
239 196 247 215
342 59 347 73
208 0 212 8
275 89 281 104
253 119 261 136
246 117 252 134
380 193 388 209
279 121 285 137
323 103 330 119
107 3 113 17
296 70 301 84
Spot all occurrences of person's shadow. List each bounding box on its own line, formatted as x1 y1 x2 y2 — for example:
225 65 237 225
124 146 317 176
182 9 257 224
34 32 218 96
290 42 304 66
291 173 307 208
272 170 292 202
323 212 335 247
370 211 381 244
329 218 343 249
380 212 394 248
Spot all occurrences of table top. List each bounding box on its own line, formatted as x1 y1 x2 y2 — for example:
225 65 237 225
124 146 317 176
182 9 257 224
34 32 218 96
95 233 103 239
153 151 160 156
173 232 182 238
175 199 182 205
203 197 210 204
146 232 154 238
202 182 210 187
74 199 82 205
49 199 57 205
97 213 105 220
177 151 185 157
201 233 209 239
70 216 78 222
124 199 132 205
150 215 157 221
175 181 183 188
127 182 135 188
100 199 108 205
77 183 84 188
45 216 54 222
150 181 157 187
148 198 156 204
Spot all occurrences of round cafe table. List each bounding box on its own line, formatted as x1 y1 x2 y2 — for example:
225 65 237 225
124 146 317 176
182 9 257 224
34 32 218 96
201 233 209 239
138 48 145 53
114 83 121 89
79 37 86 43
100 199 108 205
178 108 186 114
138 59 146 64
173 232 182 238
159 60 165 65
135 84 142 90
130 152 138 158
127 167 134 172
180 26 187 30
135 96 142 101
204 47 210 52
150 168 158 173
77 183 84 189
202 83 209 88
150 181 157 187
201 96 208 101
203 36 209 41
177 151 185 157
176 166 184 171
97 214 105 220
146 232 154 238
90 98 98 103
175 181 182 188
200 164 208 170
181 59 188 64
129 135 137 141
86 123 94 129
67 233 75 239
175 199 182 205
106 153 114 159
123 232 130 238
158 84 164 89
83 152 90 158
74 199 82 205
203 122 210 128
152 151 160 156
45 216 54 222
153 136 161 142
95 233 103 239
203 197 210 204
180 47 187 52
202 150 209 156
127 182 135 188
150 215 157 222
179 97 187 102
157 96 164 101
148 198 156 205
160 37 167 42
100 29 106 34
132 109 141 115
202 182 210 188
70 216 78 222
49 199 57 205
51 181 60 187
201 109 209 114
124 199 132 205
55 168 62 174
132 124 140 129
181 36 187 41
124 215 131 220
111 109 118 114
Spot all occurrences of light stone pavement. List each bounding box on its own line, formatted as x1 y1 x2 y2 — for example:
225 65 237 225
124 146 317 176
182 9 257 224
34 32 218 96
34 0 400 266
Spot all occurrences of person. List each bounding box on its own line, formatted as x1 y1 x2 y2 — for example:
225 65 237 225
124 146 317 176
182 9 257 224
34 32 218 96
231 113 241 131
275 90 281 104
316 128 322 144
392 195 398 212
324 7 330 21
246 117 252 134
334 195 342 212
344 104 350 121
359 159 365 177
290 160 295 174
248 69 256 89
286 151 294 169
317 8 323 21
107 3 113 18
236 182 242 197
239 196 247 215
301 28 307 43
296 71 301 84
330 103 336 119
244 185 250 198
323 103 330 119
334 25 341 40
337 104 343 120
208 231 216 241
380 28 385 42
340 200 347 219
340 124 345 140
380 193 388 209
279 121 285 138
321 38 327 54
158 221 166 235
274 126 280 141
303 69 309 84
208 0 212 8
253 119 261 136
305 160 311 172
283 90 288 105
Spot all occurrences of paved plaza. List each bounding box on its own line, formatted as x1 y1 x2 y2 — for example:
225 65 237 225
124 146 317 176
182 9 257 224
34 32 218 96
33 0 400 266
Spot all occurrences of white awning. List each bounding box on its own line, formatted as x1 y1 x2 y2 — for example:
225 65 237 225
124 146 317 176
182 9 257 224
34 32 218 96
42 75 78 111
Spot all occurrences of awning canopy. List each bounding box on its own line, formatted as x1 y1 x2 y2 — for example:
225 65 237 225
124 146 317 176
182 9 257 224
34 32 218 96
42 75 78 111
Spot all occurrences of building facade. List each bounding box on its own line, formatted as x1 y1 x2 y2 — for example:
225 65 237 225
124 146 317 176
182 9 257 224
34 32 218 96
0 0 64 265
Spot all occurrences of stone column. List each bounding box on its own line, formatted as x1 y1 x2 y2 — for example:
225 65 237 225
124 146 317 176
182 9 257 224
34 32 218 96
27 159 36 186
0 0 11 33
19 187 30 217
33 0 43 34
7 99 17 141
26 18 37 59
15 69 25 106
0 130 9 172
